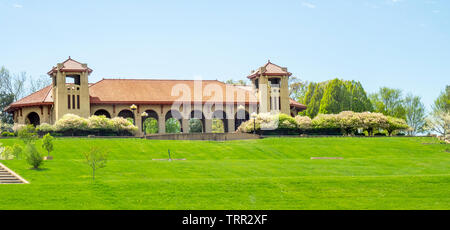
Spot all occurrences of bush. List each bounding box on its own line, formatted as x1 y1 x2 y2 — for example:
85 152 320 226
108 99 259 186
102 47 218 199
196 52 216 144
25 144 43 169
17 125 38 144
1 131 15 137
111 117 138 135
0 145 13 160
0 122 13 133
386 116 410 136
55 114 88 135
12 144 23 159
294 116 312 130
87 115 115 134
37 123 55 134
42 133 54 157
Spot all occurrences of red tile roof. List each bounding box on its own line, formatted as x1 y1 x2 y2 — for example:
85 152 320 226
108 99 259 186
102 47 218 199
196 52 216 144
5 79 306 112
4 85 53 111
289 98 307 109
47 57 93 75
248 61 292 79
89 79 258 105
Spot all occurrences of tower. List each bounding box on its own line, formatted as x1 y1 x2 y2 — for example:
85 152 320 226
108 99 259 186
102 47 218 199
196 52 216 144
247 61 291 114
48 57 92 121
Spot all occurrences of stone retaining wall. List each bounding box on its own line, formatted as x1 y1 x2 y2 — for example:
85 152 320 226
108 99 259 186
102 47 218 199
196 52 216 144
145 133 261 141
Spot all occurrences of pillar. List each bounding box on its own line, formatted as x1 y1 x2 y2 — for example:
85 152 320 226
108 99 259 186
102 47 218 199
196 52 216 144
135 114 142 136
158 118 166 134
228 119 235 133
182 119 190 133
205 119 212 133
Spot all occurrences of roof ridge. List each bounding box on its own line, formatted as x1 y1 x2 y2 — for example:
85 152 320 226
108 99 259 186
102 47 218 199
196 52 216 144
99 78 223 82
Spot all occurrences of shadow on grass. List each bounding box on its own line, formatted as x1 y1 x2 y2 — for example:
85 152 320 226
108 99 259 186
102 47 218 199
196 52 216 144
28 167 50 171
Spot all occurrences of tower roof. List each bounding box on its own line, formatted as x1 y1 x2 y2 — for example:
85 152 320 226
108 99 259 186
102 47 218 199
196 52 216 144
247 60 292 79
47 57 93 75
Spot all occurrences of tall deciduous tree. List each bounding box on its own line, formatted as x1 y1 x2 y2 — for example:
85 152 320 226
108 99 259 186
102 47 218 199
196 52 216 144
289 76 308 104
370 87 406 119
404 93 426 135
432 85 450 114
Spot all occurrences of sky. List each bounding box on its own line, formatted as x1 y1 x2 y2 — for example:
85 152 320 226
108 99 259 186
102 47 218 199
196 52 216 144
0 0 449 111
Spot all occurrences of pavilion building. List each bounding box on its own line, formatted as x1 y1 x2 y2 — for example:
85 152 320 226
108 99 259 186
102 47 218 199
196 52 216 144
4 57 306 135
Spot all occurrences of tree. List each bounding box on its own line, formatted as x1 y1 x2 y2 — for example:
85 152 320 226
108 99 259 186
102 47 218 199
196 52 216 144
189 119 203 133
25 144 43 169
84 147 107 182
0 67 27 101
299 80 371 118
289 76 308 103
425 111 450 141
319 79 350 114
404 93 426 135
42 133 54 157
143 118 158 134
348 81 372 112
29 75 51 93
370 87 406 119
225 79 247 85
17 125 38 144
165 118 181 133
212 118 224 133
385 116 410 136
432 85 450 114
0 93 14 123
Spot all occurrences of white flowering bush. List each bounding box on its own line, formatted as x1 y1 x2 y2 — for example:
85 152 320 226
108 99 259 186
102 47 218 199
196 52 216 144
88 115 114 132
54 114 88 135
237 111 409 136
386 116 410 136
295 115 312 130
37 123 55 134
111 117 138 135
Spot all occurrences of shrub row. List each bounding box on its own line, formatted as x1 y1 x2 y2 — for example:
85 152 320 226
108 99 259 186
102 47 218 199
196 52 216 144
34 114 138 136
237 111 410 136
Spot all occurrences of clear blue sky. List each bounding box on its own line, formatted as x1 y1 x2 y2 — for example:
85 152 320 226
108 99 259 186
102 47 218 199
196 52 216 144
1 0 448 111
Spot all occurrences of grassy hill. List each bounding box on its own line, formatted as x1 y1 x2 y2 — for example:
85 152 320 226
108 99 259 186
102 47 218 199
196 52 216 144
0 137 449 210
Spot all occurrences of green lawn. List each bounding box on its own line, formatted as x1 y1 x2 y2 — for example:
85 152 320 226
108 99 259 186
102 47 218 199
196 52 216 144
0 137 449 210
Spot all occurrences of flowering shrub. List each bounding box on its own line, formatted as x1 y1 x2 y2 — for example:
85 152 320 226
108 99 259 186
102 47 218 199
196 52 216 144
37 123 55 134
55 114 88 135
111 117 138 135
88 115 114 132
237 111 409 136
295 116 312 130
0 121 13 133
386 116 410 136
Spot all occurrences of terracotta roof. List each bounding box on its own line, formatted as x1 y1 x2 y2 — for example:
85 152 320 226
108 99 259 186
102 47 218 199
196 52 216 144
4 79 306 112
89 79 258 104
248 61 292 79
289 98 307 109
4 85 53 111
47 57 93 75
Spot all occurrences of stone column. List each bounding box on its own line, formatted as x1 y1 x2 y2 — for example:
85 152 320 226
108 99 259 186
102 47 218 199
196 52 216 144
158 118 166 134
182 119 190 133
135 114 142 136
205 119 212 133
228 119 235 133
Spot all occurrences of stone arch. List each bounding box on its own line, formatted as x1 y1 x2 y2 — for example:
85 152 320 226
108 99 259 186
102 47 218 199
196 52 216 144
94 109 111 118
234 109 249 130
190 110 205 133
142 110 159 133
212 110 228 133
165 110 183 133
26 112 40 127
118 109 135 124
